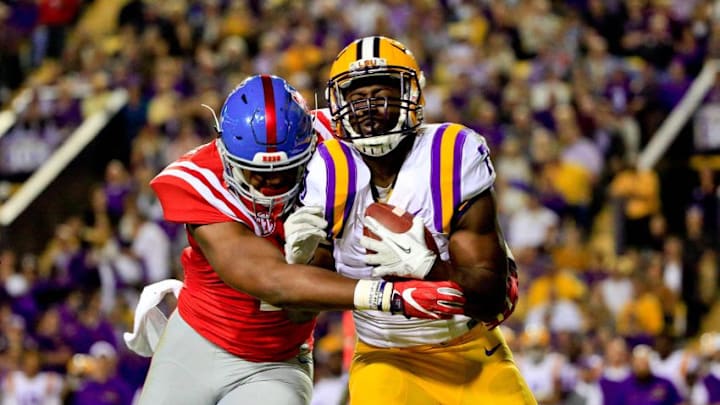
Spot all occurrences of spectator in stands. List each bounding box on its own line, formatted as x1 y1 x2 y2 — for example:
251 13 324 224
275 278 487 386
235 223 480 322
68 341 133 405
129 124 167 175
80 72 111 119
651 234 684 298
555 104 603 229
0 315 35 372
690 168 720 243
646 254 680 335
53 78 82 129
525 264 587 334
1 349 65 404
117 196 170 285
597 254 635 321
508 189 559 258
35 0 80 61
565 354 604 405
164 120 204 165
681 207 715 338
34 307 73 374
658 59 691 112
310 332 347 405
609 161 661 252
102 160 133 224
617 272 665 346
651 333 697 398
599 337 632 405
551 221 591 276
0 1 36 100
620 344 683 405
515 325 566 404
690 332 720 405
121 80 148 148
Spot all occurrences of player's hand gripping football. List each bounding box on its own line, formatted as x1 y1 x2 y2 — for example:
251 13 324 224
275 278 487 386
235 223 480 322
354 279 465 319
284 206 328 264
362 215 437 279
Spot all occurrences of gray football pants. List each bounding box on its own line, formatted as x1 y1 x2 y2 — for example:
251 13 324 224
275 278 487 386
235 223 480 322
137 311 314 405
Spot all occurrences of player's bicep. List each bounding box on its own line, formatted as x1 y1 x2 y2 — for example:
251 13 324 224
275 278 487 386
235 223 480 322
191 222 286 295
449 189 506 271
447 189 514 323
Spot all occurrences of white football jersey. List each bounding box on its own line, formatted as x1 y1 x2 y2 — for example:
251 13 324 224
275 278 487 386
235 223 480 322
302 109 496 347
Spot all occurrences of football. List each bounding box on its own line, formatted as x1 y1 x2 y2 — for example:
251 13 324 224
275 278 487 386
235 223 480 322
363 202 442 280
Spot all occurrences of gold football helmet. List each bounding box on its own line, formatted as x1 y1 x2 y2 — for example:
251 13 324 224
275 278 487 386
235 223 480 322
326 36 425 156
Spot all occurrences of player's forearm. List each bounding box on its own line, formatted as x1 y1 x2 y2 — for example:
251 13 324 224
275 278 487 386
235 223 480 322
253 263 361 311
448 260 509 322
308 243 335 271
445 229 510 321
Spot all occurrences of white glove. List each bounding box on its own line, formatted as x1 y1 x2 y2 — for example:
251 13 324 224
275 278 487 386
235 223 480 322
361 215 437 279
284 206 328 264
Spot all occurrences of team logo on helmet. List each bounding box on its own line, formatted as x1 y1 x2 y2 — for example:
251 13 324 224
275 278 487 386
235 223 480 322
349 57 387 71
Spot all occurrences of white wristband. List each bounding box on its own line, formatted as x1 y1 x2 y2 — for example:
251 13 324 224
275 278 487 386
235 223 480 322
353 280 393 312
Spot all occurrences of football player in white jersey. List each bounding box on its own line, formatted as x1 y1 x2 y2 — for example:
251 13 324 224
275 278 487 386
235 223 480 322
285 36 536 404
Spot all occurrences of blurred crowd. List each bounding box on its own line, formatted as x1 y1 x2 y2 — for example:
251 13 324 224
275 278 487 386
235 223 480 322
1 0 720 403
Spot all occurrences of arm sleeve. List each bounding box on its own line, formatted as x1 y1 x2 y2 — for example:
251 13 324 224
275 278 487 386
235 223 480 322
299 153 329 210
460 130 496 203
311 108 335 143
150 174 236 225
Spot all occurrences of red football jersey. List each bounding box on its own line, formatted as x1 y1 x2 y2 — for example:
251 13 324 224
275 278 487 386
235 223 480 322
150 140 315 362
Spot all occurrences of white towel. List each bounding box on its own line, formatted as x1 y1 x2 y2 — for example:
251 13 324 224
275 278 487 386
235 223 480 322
123 279 183 357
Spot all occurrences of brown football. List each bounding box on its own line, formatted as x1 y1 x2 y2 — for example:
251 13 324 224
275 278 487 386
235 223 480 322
363 202 442 280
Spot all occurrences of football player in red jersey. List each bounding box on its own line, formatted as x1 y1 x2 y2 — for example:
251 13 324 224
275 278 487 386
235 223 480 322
135 75 465 405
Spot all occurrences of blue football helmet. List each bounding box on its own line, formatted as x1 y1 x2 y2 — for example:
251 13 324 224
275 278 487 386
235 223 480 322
214 75 315 217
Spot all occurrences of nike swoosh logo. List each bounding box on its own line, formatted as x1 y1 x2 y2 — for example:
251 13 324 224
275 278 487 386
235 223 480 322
484 343 501 357
401 288 438 319
390 239 411 254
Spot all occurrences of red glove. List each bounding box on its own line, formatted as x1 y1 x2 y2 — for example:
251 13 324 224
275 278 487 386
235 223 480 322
484 259 519 329
390 280 466 319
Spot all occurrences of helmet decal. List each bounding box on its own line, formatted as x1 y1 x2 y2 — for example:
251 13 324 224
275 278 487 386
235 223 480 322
260 75 278 152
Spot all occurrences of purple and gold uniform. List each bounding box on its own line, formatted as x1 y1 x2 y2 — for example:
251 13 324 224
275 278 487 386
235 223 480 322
303 109 535 404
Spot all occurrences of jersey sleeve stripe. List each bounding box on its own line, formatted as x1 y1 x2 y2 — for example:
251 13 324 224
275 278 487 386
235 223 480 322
430 124 448 232
169 161 248 215
318 145 336 235
314 110 334 141
317 140 357 238
160 169 243 222
453 129 468 211
430 124 467 234
340 142 357 239
163 161 256 230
